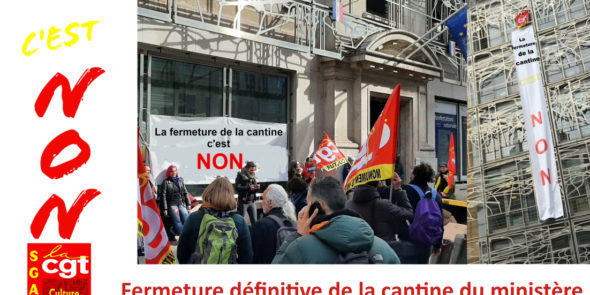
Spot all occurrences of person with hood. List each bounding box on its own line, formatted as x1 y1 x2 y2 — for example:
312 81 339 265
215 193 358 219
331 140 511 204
235 161 260 224
160 165 192 235
272 177 400 264
250 184 297 264
345 174 413 243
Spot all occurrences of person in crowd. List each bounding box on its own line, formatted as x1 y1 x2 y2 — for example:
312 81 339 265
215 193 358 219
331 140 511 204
235 161 260 224
145 165 157 195
434 162 448 193
138 164 156 257
345 175 413 243
272 177 400 264
153 167 176 242
177 177 253 264
160 165 191 236
339 156 354 183
250 184 297 264
287 176 308 215
288 160 304 180
402 162 444 263
301 157 317 185
377 174 407 204
434 162 453 197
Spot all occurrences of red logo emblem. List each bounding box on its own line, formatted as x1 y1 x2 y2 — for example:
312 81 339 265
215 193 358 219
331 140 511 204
28 243 91 295
516 10 530 28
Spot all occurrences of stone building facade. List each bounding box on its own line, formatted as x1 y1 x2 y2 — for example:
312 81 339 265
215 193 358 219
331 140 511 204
138 0 468 196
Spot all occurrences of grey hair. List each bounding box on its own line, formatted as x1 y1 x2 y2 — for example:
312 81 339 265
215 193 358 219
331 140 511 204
265 184 297 222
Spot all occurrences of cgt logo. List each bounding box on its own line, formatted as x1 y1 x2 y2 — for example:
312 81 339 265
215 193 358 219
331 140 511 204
28 243 91 295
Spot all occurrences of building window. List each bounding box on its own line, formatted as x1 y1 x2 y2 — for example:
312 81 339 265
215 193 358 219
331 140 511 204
548 74 590 143
367 0 387 17
559 141 590 217
231 70 288 123
540 22 588 85
150 57 224 117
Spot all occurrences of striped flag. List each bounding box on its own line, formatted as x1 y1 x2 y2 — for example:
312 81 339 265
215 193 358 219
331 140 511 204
333 1 344 21
138 137 176 264
449 40 457 57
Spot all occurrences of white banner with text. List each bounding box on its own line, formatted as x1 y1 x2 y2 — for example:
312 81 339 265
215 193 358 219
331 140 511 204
149 115 288 185
511 25 563 220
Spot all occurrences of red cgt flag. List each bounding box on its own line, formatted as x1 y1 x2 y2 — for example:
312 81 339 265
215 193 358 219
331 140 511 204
313 132 349 172
138 138 176 264
446 132 456 191
344 84 401 192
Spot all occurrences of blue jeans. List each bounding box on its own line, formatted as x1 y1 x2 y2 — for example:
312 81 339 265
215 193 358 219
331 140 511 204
237 200 257 225
169 205 189 235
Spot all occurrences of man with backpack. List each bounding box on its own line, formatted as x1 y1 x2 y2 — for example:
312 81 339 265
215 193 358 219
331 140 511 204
272 177 400 264
402 162 445 264
250 184 297 264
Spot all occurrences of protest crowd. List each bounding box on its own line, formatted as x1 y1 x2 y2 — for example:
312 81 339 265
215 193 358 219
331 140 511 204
138 84 460 264
140 157 452 264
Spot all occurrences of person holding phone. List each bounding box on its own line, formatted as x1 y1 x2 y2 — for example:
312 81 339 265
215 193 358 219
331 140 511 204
235 161 260 224
272 177 400 264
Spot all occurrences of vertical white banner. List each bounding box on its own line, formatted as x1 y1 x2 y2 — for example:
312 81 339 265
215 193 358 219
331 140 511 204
511 25 563 220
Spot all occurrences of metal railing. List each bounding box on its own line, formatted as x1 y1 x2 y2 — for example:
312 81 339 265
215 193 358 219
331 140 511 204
139 0 464 65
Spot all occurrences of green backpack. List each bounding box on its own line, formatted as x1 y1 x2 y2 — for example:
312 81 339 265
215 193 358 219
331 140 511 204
190 210 239 264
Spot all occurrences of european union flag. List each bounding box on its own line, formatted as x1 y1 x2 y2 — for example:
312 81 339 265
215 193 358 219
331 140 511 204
446 7 468 60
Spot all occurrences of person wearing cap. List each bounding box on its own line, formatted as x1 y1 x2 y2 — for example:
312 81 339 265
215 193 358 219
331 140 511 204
250 184 297 264
434 162 452 197
235 161 260 224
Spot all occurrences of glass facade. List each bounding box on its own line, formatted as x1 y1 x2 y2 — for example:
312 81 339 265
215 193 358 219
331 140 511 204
231 70 288 123
467 0 590 263
150 57 224 117
137 54 289 196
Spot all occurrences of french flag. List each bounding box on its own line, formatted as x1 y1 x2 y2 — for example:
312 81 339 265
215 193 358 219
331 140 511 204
449 40 457 57
333 1 344 21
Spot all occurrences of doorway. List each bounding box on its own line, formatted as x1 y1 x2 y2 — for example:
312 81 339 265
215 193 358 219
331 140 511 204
370 94 413 183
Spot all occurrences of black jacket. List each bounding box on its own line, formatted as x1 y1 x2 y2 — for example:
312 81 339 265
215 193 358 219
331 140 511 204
235 172 258 203
250 207 292 264
345 185 413 242
435 171 449 193
160 177 190 210
290 191 308 215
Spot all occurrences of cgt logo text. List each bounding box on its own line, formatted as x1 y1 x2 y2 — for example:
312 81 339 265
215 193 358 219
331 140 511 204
28 243 91 295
